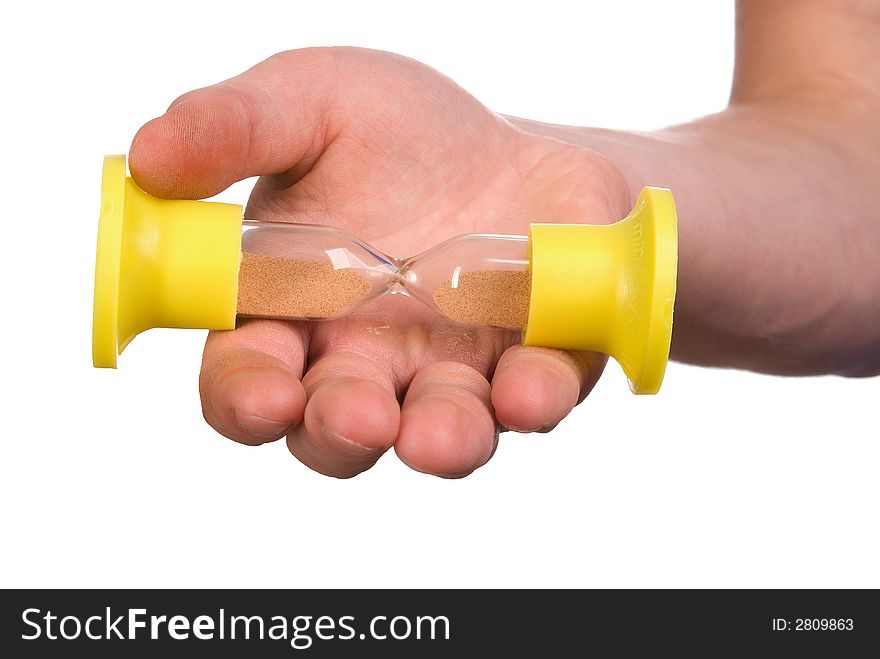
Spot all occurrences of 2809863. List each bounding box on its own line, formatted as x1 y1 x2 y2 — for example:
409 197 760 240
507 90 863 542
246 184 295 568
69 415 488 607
795 619 854 631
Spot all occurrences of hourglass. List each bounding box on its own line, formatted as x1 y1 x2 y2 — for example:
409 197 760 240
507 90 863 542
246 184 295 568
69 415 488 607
93 155 678 393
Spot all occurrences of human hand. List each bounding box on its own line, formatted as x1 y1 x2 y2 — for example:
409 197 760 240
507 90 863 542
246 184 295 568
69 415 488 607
129 47 630 478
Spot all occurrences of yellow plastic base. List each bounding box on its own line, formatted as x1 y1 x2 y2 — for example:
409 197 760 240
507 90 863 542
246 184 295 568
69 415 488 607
92 156 243 368
523 187 678 394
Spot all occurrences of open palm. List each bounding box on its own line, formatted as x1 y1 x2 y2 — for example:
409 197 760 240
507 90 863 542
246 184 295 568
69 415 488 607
130 48 630 477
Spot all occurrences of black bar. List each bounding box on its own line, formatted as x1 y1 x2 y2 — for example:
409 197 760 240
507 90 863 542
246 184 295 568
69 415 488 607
1 589 876 656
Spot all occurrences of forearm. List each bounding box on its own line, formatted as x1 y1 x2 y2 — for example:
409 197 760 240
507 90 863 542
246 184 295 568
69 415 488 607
512 112 877 375
507 1 880 376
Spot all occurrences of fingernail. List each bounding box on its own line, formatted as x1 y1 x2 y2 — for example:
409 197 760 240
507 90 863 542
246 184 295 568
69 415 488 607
503 424 534 433
322 425 375 456
233 410 290 437
489 431 501 459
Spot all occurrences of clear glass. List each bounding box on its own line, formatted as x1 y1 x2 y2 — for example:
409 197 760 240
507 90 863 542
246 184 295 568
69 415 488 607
237 220 530 329
401 234 530 329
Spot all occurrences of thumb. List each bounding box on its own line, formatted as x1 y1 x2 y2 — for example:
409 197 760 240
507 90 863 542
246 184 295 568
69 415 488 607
128 48 343 199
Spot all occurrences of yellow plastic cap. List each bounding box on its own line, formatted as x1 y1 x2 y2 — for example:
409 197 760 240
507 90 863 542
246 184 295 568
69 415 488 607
92 156 244 368
523 187 678 394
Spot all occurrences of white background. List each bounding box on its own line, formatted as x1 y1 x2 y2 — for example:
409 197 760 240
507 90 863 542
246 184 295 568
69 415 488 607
1 0 877 588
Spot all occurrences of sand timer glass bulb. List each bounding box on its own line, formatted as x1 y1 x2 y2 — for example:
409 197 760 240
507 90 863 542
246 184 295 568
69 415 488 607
402 234 531 329
236 221 398 320
236 227 531 328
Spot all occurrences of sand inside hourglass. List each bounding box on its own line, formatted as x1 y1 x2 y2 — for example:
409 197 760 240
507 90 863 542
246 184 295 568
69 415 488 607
236 252 372 318
432 270 531 328
237 251 532 328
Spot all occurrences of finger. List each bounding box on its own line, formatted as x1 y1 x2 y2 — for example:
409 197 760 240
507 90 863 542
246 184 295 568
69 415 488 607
287 352 400 479
395 362 496 478
129 48 344 199
200 319 308 446
491 345 605 433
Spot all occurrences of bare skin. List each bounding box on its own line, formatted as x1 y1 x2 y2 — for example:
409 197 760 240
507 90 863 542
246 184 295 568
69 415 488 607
129 0 880 478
